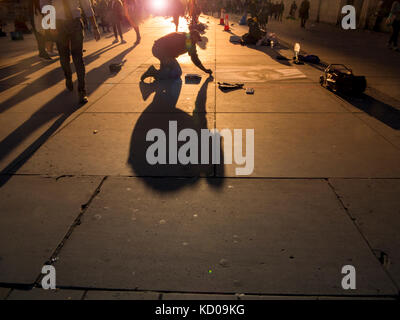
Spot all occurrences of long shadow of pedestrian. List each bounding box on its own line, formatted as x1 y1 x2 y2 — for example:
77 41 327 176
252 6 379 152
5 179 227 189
128 76 225 193
0 43 119 113
0 56 58 92
0 45 137 188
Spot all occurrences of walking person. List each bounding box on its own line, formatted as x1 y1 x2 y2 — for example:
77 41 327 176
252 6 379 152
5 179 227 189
40 0 101 104
97 0 111 33
289 0 297 19
278 0 284 22
124 0 141 45
299 0 310 28
388 0 400 51
30 0 52 60
171 0 185 32
110 0 126 44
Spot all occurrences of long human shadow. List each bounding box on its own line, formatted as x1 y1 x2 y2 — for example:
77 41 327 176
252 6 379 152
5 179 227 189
128 76 225 192
0 45 137 188
0 56 57 92
0 43 119 114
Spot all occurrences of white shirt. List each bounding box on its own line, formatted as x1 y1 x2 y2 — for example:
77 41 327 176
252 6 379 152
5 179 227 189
40 0 94 20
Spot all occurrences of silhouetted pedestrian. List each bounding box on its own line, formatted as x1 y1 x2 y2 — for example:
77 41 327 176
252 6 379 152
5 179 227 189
388 0 400 51
278 1 284 21
30 0 52 60
124 0 141 45
109 0 126 44
171 0 185 32
299 0 310 28
40 0 101 103
289 1 297 19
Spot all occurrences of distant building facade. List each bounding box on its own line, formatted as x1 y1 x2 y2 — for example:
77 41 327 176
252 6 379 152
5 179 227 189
279 0 396 30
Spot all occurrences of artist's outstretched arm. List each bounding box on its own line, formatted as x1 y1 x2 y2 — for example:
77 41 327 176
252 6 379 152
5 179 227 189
189 49 212 75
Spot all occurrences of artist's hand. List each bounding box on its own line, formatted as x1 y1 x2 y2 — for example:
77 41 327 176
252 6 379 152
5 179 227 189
93 27 101 41
205 69 213 75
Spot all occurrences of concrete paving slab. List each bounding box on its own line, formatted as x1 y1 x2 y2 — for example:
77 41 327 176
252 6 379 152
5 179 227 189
140 58 215 74
238 295 318 300
86 63 147 86
54 177 396 295
85 290 159 300
163 293 237 300
216 64 307 83
238 294 393 300
0 113 61 172
7 288 84 300
0 83 114 173
216 113 400 178
216 82 349 113
87 80 215 114
372 83 400 103
0 84 75 115
121 66 216 84
0 288 11 300
329 179 400 288
354 114 400 149
19 111 216 177
317 296 397 300
0 176 102 285
0 58 61 87
215 43 267 57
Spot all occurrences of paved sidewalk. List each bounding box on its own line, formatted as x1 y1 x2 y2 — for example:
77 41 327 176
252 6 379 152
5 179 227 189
0 16 399 299
233 16 400 103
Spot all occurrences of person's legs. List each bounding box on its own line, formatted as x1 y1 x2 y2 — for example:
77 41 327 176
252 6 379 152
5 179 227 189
117 21 124 42
389 20 400 48
141 45 181 81
173 14 179 32
30 14 50 59
100 18 106 32
112 23 119 42
36 31 50 58
56 31 73 90
133 25 141 44
70 21 87 101
163 58 182 79
46 41 54 54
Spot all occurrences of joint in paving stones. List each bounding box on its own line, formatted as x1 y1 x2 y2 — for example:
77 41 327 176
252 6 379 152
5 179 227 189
326 179 400 292
0 283 34 290
374 250 391 268
81 290 88 300
33 176 108 287
55 175 75 181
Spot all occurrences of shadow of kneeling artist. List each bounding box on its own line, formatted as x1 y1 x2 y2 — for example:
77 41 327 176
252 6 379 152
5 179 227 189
128 76 224 193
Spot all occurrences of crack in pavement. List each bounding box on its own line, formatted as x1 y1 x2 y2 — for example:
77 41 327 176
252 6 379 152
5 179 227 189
33 176 109 287
326 178 400 294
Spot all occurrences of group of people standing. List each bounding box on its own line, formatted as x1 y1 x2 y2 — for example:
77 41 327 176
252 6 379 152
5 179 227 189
89 0 141 45
244 0 309 28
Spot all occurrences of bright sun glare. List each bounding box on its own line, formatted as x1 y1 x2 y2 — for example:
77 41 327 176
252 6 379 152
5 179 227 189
151 0 167 10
